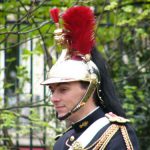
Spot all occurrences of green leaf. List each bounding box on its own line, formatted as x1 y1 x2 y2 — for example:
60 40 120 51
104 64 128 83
104 2 118 11
6 57 16 63
122 5 133 13
3 83 14 89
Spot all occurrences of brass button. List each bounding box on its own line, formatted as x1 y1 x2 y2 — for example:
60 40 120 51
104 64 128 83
70 135 75 141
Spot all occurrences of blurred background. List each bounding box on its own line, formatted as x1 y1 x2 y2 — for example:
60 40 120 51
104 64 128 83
0 0 150 149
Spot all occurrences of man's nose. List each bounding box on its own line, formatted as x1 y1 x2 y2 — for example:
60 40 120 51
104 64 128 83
51 92 60 102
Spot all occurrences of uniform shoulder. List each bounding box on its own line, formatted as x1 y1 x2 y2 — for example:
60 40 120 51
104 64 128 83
105 112 130 124
91 113 136 149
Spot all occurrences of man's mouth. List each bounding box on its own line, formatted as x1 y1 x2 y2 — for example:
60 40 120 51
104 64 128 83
55 105 65 111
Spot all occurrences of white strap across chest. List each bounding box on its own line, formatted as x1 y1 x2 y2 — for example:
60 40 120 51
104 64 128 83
69 117 110 150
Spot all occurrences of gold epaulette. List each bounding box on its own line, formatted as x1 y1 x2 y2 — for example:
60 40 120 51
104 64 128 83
92 113 133 150
105 112 130 123
93 124 134 150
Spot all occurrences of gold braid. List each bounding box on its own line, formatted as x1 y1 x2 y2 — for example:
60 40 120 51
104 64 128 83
93 124 119 150
120 125 134 150
92 124 134 150
66 123 134 150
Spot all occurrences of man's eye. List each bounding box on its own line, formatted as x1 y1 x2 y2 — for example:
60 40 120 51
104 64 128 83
59 88 68 93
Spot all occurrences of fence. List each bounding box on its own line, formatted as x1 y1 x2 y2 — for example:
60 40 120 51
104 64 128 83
0 1 60 149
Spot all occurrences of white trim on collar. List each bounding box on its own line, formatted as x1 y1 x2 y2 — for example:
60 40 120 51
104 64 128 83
72 107 99 124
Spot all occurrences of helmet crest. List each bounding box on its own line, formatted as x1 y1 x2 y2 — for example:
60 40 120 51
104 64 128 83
62 6 96 56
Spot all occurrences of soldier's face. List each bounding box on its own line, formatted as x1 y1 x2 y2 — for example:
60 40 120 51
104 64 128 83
49 81 87 119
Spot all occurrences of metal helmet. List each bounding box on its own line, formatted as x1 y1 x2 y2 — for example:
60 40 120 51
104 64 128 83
41 50 99 85
41 6 101 120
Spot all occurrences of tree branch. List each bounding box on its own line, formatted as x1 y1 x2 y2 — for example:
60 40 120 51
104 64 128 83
115 58 150 83
0 0 48 44
0 20 51 35
18 0 53 69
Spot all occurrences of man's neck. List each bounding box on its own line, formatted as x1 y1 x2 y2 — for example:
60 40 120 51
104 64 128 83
68 105 99 124
74 107 99 124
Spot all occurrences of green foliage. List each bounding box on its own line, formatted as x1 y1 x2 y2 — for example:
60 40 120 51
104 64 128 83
0 0 150 149
0 146 7 150
0 111 16 128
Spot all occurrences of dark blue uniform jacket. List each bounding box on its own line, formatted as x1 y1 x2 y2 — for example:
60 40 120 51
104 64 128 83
54 107 139 150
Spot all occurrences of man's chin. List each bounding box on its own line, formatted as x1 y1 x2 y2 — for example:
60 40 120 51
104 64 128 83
56 112 66 120
58 113 66 118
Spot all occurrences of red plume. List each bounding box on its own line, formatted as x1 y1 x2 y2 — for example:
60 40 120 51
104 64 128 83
62 6 95 55
50 8 59 23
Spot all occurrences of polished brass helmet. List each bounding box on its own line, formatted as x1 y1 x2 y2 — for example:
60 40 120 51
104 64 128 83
41 50 99 85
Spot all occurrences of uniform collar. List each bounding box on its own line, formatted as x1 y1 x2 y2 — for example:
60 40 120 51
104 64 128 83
72 107 105 133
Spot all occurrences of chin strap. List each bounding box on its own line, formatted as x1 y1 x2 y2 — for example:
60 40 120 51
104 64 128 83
58 79 97 120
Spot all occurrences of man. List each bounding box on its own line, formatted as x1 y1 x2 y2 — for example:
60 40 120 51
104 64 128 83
41 6 139 150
